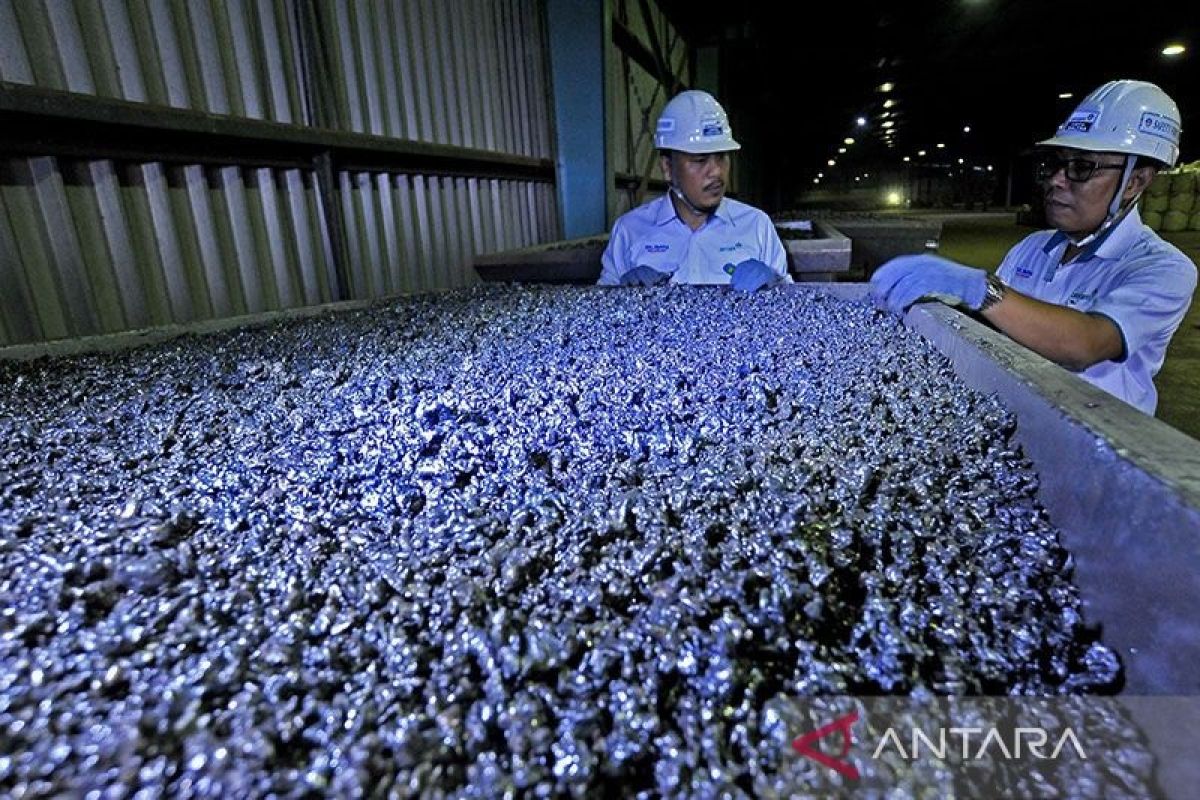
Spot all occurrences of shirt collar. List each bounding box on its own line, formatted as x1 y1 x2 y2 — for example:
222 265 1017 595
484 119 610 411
653 193 733 227
1041 204 1143 262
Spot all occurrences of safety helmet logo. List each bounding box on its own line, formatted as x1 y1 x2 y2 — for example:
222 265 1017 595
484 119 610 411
1062 111 1098 133
1139 112 1180 142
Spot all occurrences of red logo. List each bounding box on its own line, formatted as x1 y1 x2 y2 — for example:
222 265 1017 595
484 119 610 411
792 709 861 780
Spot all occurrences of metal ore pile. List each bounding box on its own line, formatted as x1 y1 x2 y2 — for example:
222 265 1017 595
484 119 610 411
0 286 1124 797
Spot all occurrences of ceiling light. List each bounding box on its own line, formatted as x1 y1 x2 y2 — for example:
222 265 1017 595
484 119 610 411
838 147 847 154
957 158 965 164
903 156 911 162
813 178 820 184
917 150 927 156
1058 92 1074 99
1162 44 1186 57
844 137 855 145
936 143 946 149
963 126 971 133
856 117 867 126
879 82 894 93
818 172 824 178
828 159 836 166
882 120 894 128
883 99 896 109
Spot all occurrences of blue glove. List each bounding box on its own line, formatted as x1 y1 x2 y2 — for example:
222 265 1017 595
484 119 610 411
620 265 670 287
729 259 778 292
870 254 987 314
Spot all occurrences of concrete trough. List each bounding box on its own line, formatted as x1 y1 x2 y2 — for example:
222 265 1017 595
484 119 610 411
472 221 854 283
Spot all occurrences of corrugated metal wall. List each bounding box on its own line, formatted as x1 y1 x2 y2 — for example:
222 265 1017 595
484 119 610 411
609 0 689 218
0 0 558 347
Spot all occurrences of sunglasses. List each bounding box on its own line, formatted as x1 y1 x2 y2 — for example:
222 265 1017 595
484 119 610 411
1035 156 1125 183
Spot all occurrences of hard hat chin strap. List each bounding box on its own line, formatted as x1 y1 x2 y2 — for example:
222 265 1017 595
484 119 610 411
670 183 710 218
1068 156 1140 247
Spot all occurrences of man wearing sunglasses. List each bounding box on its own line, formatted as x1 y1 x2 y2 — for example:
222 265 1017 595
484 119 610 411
871 80 1195 414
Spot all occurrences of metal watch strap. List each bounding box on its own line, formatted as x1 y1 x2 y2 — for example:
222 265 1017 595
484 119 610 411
979 274 1006 311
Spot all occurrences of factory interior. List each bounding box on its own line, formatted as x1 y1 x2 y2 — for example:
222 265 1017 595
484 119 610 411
2 0 1199 796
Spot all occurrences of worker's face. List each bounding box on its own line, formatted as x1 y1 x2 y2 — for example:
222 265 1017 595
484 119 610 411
1039 148 1150 236
663 151 730 211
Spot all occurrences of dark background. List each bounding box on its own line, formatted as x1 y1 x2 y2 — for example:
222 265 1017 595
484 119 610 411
659 0 1199 210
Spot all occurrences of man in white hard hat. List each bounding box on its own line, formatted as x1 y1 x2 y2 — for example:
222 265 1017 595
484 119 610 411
598 90 789 291
871 79 1196 414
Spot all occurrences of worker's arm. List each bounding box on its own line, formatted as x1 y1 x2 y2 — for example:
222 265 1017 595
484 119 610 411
871 254 1122 372
981 289 1123 371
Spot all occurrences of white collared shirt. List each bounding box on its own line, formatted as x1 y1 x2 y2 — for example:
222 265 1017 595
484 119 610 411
997 205 1197 414
598 194 790 286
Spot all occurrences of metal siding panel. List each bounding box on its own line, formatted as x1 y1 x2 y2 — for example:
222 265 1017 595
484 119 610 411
120 163 179 326
0 0 35 83
269 169 309 307
454 177 476 286
411 174 436 291
181 165 233 317
144 0 193 107
296 171 334 303
439 177 460 286
61 160 128 333
402 0 434 141
265 0 305 124
508 0 531 157
445 2 474 149
428 176 451 287
1 160 69 339
394 174 419 294
240 167 281 310
217 166 263 313
161 165 212 320
373 2 403 139
356 171 385 297
0 176 42 344
187 1 230 114
416 0 448 144
352 1 385 136
89 160 150 329
249 167 294 308
376 173 399 295
328 0 362 132
430 0 460 147
339 171 366 297
98 0 149 101
491 0 516 155
30 157 102 337
471 0 498 152
49 0 106 96
11 1 65 89
211 0 254 119
386 0 419 140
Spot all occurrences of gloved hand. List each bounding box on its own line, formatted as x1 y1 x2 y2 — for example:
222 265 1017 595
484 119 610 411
620 265 671 287
729 259 778 292
870 254 987 314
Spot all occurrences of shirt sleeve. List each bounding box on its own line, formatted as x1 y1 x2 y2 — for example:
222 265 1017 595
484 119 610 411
598 220 630 286
759 216 792 282
1089 257 1197 362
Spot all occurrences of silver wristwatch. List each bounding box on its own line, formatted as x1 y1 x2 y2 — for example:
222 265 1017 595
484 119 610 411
979 274 1006 311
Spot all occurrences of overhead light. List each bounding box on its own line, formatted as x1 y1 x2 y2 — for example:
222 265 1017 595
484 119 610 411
863 173 870 178
963 126 971 133
844 137 855 145
882 120 895 128
828 159 836 166
957 158 965 164
856 117 867 126
818 172 824 178
1162 43 1186 57
917 150 927 156
813 178 820 184
987 165 994 171
936 143 946 149
855 176 861 182
886 191 902 206
883 99 896 109
1058 92 1074 99
838 147 847 154
879 82 895 92
903 156 911 162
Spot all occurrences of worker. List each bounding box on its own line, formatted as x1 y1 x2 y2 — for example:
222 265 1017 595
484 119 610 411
598 90 789 291
871 79 1196 414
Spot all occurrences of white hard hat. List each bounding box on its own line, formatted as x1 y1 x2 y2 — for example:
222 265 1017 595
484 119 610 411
1038 79 1182 167
654 90 741 154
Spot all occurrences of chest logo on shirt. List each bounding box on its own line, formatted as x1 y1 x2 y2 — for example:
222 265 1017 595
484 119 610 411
1067 290 1096 307
1014 265 1034 278
644 243 669 253
718 241 745 253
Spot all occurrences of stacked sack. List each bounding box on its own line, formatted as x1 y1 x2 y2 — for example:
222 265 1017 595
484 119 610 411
1143 160 1200 232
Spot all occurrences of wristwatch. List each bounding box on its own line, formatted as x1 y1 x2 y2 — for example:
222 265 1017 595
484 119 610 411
979 274 1006 311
